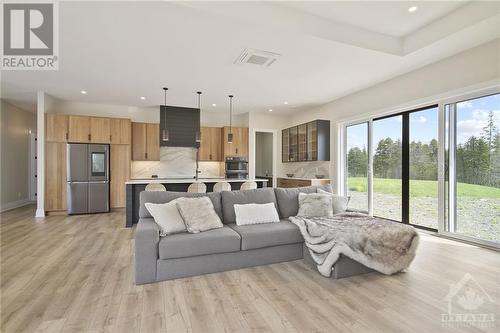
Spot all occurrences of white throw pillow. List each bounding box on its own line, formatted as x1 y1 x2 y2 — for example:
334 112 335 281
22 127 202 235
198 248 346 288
176 197 223 233
145 200 186 236
317 188 350 214
234 203 280 226
297 192 333 217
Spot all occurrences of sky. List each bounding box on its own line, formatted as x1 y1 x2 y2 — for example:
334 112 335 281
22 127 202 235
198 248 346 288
346 93 500 150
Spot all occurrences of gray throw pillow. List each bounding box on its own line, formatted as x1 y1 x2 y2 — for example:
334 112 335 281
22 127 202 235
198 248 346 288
176 197 223 233
297 193 333 217
317 188 350 214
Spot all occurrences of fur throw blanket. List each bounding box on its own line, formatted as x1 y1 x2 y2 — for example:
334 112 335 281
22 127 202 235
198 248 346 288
289 213 419 277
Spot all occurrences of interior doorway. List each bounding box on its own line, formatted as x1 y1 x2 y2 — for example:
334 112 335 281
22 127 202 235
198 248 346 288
253 130 276 187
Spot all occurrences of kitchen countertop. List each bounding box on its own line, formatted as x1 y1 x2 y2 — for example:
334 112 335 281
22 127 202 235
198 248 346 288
125 178 269 185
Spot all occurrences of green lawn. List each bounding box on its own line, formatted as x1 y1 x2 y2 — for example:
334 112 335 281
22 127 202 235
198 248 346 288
347 177 500 199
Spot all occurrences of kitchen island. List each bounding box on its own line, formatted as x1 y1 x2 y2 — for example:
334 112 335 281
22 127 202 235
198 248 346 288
125 178 268 227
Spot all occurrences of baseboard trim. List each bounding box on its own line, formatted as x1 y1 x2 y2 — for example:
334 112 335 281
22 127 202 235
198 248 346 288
0 199 34 213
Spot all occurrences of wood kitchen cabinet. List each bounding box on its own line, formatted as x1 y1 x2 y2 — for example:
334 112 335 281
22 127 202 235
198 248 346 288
45 142 67 211
110 144 130 208
45 113 68 142
90 117 110 143
68 115 91 142
282 120 330 162
223 127 248 158
132 122 160 161
199 127 222 161
110 118 131 144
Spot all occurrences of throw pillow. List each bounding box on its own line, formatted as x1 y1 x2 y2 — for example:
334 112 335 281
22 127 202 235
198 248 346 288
297 193 333 217
317 188 350 214
176 197 223 233
145 200 186 236
234 203 280 226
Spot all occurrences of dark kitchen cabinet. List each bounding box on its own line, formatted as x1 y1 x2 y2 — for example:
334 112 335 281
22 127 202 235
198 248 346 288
282 120 330 162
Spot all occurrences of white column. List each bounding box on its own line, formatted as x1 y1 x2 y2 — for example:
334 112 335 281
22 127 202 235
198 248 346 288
35 91 45 218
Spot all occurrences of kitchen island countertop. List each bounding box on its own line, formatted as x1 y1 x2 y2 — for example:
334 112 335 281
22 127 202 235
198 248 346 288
125 178 269 185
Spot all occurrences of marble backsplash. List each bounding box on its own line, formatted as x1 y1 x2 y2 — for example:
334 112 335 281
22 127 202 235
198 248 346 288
281 161 331 179
131 147 223 179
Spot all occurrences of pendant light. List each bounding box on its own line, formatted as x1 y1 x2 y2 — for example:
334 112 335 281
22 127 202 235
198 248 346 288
161 87 169 142
196 91 202 143
227 95 234 143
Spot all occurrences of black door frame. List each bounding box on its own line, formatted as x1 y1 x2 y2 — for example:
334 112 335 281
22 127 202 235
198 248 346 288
373 104 439 232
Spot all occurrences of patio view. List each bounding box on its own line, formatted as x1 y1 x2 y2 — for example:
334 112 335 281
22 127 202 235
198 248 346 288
346 94 500 243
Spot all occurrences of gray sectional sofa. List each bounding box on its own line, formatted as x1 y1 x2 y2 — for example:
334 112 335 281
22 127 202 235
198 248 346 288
135 184 348 284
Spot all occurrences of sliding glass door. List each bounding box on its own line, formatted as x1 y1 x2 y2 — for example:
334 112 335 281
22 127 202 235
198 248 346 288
345 123 369 212
446 93 500 243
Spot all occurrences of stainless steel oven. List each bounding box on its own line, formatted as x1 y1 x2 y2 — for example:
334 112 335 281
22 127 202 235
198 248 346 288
225 156 248 179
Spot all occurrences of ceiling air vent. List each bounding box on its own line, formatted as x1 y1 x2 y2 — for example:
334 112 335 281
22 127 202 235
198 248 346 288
234 48 281 68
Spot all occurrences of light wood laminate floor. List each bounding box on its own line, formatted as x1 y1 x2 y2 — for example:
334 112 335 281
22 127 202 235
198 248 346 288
1 205 499 333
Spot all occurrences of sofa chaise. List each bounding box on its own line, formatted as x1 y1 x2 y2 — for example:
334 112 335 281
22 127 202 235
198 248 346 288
135 185 372 284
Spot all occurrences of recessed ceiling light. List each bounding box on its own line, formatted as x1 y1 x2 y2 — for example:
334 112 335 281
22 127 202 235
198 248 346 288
212 103 216 107
140 96 146 100
408 6 418 13
283 101 288 105
268 109 273 112
81 90 87 94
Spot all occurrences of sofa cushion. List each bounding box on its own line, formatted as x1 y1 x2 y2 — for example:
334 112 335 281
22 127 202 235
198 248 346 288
228 220 303 250
139 191 223 221
274 184 332 218
158 226 241 260
221 188 278 224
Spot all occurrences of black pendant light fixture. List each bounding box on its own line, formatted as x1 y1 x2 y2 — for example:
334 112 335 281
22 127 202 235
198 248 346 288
227 95 234 143
161 87 169 142
196 91 202 143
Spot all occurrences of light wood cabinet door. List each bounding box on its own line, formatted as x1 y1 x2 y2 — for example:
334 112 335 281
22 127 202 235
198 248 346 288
146 123 160 160
45 113 68 142
45 142 67 211
68 116 90 142
110 145 130 208
223 127 248 158
199 127 222 161
132 122 147 160
90 117 110 143
110 118 131 144
223 127 235 157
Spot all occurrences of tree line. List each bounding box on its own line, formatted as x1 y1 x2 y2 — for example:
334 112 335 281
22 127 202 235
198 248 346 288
347 111 500 187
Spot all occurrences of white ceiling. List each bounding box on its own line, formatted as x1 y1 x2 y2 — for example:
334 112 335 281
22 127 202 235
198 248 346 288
2 1 499 114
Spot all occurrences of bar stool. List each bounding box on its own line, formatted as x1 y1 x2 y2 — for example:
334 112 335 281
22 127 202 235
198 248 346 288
213 182 231 192
145 183 166 191
187 182 207 193
240 181 257 191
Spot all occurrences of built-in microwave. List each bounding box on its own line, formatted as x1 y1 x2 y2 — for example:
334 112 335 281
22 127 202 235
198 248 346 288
225 157 248 179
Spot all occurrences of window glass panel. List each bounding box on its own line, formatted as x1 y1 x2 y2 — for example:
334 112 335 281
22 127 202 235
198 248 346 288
454 94 500 242
409 107 439 229
373 116 402 221
345 123 368 212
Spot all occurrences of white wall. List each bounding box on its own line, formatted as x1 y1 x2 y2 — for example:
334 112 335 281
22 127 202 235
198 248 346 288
0 100 37 211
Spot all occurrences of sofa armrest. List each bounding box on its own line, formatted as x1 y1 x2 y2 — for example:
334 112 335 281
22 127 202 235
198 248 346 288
135 218 160 284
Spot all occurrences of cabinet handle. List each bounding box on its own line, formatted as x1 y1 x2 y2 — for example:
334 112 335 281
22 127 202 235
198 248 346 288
145 152 148 160
65 132 68 141
209 154 212 160
110 135 112 142
88 134 91 141
236 148 238 154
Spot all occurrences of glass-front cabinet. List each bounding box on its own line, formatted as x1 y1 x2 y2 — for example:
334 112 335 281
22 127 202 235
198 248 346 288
282 119 330 162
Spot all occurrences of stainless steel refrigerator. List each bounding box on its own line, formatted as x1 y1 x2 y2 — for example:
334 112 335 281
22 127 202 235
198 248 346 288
67 143 109 214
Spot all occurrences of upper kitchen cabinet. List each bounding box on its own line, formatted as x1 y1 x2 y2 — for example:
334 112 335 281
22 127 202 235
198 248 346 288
45 113 68 142
90 117 111 143
160 105 200 148
110 118 131 144
132 122 160 161
282 120 330 162
223 127 248 158
68 115 91 142
199 127 222 161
